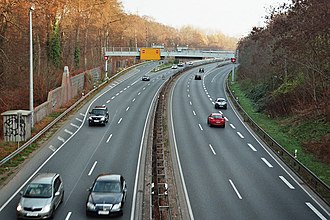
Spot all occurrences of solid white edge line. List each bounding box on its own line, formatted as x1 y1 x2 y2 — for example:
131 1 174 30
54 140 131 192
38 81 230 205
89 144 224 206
88 161 98 176
65 212 72 220
229 179 242 200
208 144 216 155
130 80 165 220
170 80 195 219
106 134 113 143
261 157 273 168
305 202 327 220
279 176 295 189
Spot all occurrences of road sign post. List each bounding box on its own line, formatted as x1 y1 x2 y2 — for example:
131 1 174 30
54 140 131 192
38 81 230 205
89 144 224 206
104 56 109 80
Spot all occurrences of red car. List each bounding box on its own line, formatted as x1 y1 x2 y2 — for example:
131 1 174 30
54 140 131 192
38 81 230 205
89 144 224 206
207 113 225 128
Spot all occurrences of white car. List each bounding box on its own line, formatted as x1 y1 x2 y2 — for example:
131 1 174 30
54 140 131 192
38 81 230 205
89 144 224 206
214 98 227 109
171 64 178 69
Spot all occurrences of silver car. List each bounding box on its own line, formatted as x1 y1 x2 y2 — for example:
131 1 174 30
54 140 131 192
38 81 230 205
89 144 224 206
17 173 64 219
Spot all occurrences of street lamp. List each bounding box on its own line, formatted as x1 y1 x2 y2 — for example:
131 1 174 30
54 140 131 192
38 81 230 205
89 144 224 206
29 4 35 127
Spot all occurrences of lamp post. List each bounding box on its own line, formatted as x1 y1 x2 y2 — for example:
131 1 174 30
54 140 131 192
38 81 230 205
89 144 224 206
29 4 35 127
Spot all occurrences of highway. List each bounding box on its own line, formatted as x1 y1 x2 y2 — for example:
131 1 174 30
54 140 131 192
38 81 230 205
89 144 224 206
0 62 174 219
170 63 330 220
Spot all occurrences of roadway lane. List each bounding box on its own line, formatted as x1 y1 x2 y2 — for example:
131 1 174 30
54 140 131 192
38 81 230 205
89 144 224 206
170 63 329 219
0 62 176 219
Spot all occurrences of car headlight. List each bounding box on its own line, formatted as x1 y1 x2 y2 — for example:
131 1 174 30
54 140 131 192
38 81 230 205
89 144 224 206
112 203 121 210
87 202 96 210
100 117 105 121
17 203 22 212
42 204 51 212
88 117 92 120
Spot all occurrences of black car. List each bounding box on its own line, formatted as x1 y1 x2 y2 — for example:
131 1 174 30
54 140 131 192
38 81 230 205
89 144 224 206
86 174 127 217
142 75 150 81
88 105 109 126
194 74 202 80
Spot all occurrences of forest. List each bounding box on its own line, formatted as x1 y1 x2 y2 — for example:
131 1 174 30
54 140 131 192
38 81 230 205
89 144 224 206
0 0 237 139
236 0 329 164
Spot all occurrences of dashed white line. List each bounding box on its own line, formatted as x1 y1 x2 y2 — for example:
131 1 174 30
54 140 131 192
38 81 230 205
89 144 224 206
138 92 141 95
106 100 110 103
192 111 196 116
88 161 98 176
118 118 123 124
124 88 127 91
49 145 56 152
111 96 115 99
237 132 244 139
79 113 85 116
57 136 65 143
247 143 257 152
209 98 213 101
207 95 211 98
224 117 228 121
132 98 136 102
64 129 73 135
219 111 223 114
279 176 295 189
116 93 120 96
229 179 242 200
126 107 130 111
189 101 192 105
209 144 216 155
106 134 113 143
143 87 146 90
305 202 327 220
71 123 79 128
261 158 273 168
188 94 190 98
198 124 203 131
75 117 83 122
230 124 236 129
65 212 72 220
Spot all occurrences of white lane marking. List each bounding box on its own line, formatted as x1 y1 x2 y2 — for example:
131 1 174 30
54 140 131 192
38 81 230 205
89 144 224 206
189 101 192 105
126 107 130 111
247 143 257 152
198 124 203 131
57 136 65 143
230 124 236 129
106 134 113 143
279 176 295 189
76 118 82 122
49 145 56 152
143 87 146 90
65 212 72 220
224 117 228 121
207 95 211 98
71 123 79 128
64 129 73 135
261 158 273 168
187 89 189 92
188 94 190 98
111 96 115 99
132 98 136 102
116 93 120 96
237 132 244 139
79 113 85 116
131 81 137 86
212 102 215 105
127 85 130 88
229 179 242 200
117 118 123 124
219 111 223 114
209 98 213 101
305 202 327 220
106 100 110 103
120 90 123 93
192 111 196 116
138 92 141 95
206 91 209 95
124 87 127 91
209 144 216 155
88 161 98 176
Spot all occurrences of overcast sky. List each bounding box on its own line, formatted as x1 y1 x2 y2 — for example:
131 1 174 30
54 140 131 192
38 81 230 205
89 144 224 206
120 0 290 37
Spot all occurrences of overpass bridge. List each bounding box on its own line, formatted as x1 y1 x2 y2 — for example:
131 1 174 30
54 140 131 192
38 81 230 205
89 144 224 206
104 47 235 60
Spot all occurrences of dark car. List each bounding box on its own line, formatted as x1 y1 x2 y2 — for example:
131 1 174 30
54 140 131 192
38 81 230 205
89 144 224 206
214 98 227 109
17 173 64 219
142 75 150 81
199 68 204 73
88 105 109 126
207 113 226 128
194 74 202 80
86 174 127 216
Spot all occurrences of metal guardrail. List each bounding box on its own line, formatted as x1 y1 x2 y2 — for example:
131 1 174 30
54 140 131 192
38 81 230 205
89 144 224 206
226 79 330 206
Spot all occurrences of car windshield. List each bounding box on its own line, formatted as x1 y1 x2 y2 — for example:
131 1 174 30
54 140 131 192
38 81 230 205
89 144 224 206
217 99 225 102
93 181 121 193
213 115 223 119
91 109 105 116
23 183 52 198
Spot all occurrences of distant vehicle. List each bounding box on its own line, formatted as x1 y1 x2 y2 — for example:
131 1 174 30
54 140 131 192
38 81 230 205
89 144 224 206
188 61 193 65
199 68 204 73
177 62 184 67
171 64 178 69
207 113 226 127
214 98 227 109
86 174 127 217
17 173 64 219
142 75 150 81
88 105 109 126
194 74 202 80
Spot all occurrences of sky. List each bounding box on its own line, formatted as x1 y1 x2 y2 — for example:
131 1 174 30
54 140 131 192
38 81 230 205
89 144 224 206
120 0 290 37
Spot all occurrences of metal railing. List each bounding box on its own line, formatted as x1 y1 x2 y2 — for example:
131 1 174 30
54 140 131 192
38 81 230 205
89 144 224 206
226 79 330 206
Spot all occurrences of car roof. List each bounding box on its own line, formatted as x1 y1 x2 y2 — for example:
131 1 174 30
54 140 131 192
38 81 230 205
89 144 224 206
93 105 107 109
31 173 58 184
96 174 121 182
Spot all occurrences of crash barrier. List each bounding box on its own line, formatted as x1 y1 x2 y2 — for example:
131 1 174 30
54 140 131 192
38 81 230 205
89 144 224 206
226 79 330 206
